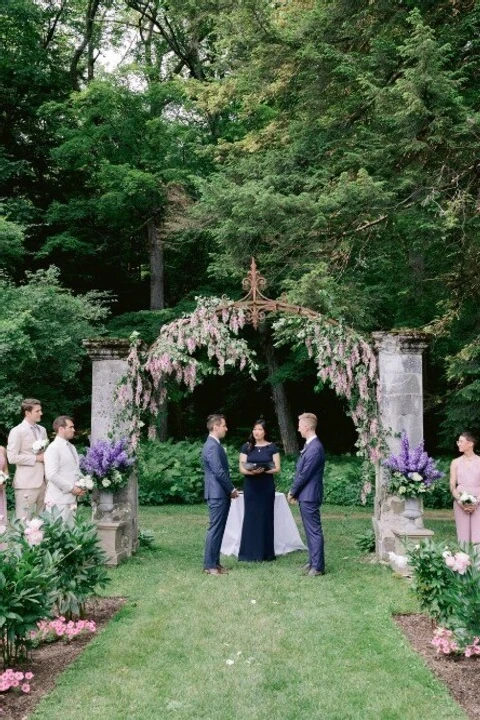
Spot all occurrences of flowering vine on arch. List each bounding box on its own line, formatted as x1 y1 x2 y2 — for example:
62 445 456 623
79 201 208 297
272 314 382 494
117 296 259 445
118 260 382 497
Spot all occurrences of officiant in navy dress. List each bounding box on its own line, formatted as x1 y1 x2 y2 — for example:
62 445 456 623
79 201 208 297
238 420 280 562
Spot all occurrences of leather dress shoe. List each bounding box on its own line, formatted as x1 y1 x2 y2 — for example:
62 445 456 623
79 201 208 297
203 568 221 575
217 565 229 574
307 568 325 577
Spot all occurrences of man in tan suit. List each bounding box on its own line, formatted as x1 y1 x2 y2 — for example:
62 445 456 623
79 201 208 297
7 398 48 519
44 416 85 524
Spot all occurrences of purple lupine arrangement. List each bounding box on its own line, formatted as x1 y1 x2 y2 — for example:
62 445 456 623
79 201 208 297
383 431 444 497
80 438 135 490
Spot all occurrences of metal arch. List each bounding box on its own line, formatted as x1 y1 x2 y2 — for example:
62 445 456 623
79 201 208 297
220 258 338 330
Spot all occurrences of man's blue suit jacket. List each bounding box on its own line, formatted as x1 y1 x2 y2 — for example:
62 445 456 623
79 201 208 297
202 435 234 500
290 436 325 503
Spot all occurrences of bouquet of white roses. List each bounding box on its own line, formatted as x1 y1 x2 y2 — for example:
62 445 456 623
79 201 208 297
0 470 8 486
458 491 477 506
32 438 49 454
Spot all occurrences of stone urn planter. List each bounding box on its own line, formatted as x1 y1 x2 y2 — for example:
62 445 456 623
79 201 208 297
97 490 114 515
402 496 422 532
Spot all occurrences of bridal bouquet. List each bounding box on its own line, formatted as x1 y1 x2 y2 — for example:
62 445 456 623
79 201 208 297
383 432 444 497
79 438 135 491
0 470 8 486
32 439 49 454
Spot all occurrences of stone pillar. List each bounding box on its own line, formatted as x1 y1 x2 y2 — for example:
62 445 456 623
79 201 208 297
372 331 434 566
83 338 138 566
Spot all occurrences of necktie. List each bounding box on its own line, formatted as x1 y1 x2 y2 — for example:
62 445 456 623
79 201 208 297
32 425 41 440
66 442 78 465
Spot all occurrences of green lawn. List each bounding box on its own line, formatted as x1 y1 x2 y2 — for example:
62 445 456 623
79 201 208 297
31 506 466 720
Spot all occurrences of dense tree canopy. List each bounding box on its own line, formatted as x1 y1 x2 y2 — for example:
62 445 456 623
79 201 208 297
1 0 480 449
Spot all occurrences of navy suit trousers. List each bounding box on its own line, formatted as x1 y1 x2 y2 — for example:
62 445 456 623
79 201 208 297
299 501 325 572
204 497 231 569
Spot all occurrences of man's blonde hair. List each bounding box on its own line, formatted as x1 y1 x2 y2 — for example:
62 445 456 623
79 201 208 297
298 412 317 430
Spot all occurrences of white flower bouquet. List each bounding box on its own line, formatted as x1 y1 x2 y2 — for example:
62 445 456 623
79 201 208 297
32 438 49 454
458 491 477 506
0 470 9 486
76 475 95 491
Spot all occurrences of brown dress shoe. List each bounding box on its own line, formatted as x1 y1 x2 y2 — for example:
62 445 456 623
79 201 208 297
217 565 229 574
203 568 221 575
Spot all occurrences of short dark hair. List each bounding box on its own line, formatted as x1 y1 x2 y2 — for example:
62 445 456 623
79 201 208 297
207 414 225 432
53 415 74 433
21 398 41 414
459 431 477 448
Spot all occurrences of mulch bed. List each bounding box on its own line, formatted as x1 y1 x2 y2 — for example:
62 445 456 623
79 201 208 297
395 613 480 720
0 596 125 720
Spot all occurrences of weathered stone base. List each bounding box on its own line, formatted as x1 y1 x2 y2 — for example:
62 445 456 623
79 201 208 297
390 528 435 576
96 520 129 566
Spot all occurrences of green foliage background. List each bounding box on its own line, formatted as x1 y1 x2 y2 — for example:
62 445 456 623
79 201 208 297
2 0 480 448
136 440 452 509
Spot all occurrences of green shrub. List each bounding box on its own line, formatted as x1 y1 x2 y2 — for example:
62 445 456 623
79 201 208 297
355 529 376 553
408 540 480 653
324 456 372 506
422 458 452 509
137 439 205 504
37 513 110 619
138 528 155 548
137 440 375 507
407 539 458 624
0 543 57 665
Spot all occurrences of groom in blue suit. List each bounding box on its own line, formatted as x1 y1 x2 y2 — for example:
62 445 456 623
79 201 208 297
288 412 326 576
202 414 238 575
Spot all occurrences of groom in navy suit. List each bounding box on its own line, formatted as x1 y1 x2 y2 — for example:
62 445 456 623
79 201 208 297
288 412 326 576
202 414 238 575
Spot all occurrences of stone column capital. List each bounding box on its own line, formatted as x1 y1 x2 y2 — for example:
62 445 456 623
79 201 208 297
371 330 430 356
83 337 131 361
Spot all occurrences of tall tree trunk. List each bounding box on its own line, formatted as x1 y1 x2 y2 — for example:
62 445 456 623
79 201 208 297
147 218 165 310
260 325 299 454
69 0 101 90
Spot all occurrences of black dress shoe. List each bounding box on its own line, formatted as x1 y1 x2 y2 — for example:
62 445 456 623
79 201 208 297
307 568 325 577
